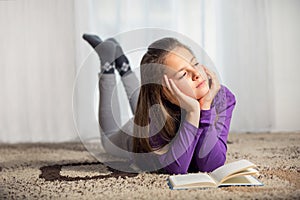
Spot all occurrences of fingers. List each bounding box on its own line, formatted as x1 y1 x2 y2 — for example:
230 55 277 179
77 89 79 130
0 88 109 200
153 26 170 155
164 75 184 98
169 78 183 97
163 75 174 95
164 74 200 112
203 66 220 91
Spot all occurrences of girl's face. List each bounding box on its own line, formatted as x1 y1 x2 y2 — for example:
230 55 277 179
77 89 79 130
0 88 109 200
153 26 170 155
163 47 210 101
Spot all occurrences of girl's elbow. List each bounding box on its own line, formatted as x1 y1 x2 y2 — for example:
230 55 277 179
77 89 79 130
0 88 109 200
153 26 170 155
211 152 227 171
218 152 227 167
199 151 227 172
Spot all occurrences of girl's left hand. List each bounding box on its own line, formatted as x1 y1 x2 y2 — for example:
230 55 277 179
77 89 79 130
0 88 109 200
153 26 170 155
199 66 221 110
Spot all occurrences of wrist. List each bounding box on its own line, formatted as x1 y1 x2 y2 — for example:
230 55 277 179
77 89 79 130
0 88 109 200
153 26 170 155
200 101 211 110
186 101 200 113
186 109 200 127
188 105 200 113
187 109 200 115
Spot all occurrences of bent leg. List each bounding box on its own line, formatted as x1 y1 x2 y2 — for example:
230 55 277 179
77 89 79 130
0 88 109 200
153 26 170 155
99 73 121 135
99 73 134 159
106 38 140 114
121 71 140 114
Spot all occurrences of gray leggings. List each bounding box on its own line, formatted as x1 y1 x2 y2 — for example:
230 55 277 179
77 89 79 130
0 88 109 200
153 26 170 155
98 72 140 159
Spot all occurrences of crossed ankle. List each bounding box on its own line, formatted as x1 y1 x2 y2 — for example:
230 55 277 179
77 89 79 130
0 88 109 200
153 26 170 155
101 62 114 74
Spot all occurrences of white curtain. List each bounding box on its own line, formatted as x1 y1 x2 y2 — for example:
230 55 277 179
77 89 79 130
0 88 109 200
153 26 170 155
0 0 299 143
213 1 274 132
74 0 300 138
212 0 300 132
0 0 76 142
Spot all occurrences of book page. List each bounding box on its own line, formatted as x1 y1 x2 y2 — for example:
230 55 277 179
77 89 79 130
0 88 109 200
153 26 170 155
219 175 264 186
169 173 216 188
210 159 256 183
220 168 259 183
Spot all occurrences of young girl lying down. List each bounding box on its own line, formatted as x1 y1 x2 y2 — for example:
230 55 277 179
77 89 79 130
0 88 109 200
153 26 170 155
83 35 236 174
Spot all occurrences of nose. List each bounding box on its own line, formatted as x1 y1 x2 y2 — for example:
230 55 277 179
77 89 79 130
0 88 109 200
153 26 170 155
192 71 201 81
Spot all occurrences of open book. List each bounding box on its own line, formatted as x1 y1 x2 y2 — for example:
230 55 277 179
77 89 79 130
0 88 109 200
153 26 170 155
168 159 263 190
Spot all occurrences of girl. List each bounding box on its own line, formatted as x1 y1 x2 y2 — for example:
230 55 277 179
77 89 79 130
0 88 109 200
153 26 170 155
83 35 236 175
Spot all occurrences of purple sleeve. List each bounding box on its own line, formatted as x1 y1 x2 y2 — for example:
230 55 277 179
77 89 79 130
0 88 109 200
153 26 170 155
193 85 236 172
149 85 236 175
153 120 205 174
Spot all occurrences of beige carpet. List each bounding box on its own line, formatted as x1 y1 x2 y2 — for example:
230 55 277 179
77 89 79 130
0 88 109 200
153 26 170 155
0 132 299 199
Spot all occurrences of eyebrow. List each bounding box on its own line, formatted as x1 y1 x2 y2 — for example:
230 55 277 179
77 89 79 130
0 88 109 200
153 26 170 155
173 57 196 77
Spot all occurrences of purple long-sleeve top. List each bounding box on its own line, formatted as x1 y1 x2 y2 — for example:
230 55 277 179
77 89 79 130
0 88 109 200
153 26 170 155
148 85 236 174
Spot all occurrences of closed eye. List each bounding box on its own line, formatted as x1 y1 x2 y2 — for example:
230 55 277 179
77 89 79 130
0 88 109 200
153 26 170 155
179 72 186 79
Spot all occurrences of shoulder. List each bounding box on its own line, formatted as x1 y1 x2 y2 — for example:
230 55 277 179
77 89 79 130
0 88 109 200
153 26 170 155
221 85 236 104
212 85 236 112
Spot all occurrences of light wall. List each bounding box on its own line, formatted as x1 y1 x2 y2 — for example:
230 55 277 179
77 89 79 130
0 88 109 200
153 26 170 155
0 0 299 143
269 1 300 131
0 0 76 142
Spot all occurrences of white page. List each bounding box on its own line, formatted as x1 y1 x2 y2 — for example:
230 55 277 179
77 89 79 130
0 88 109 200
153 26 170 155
210 159 256 183
219 175 264 186
219 168 259 183
169 173 215 187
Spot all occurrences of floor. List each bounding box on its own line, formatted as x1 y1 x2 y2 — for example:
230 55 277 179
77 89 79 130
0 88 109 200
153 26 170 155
0 132 299 199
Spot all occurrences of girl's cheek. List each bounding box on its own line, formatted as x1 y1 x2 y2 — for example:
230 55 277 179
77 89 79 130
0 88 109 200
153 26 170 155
199 67 208 81
175 80 195 98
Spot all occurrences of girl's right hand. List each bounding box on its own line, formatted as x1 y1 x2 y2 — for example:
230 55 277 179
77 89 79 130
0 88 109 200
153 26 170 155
163 75 200 113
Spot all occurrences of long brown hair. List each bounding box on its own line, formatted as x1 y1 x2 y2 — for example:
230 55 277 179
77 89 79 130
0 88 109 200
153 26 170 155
133 37 194 154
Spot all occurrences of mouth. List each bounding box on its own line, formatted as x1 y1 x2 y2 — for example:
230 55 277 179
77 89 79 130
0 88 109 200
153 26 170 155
196 80 206 88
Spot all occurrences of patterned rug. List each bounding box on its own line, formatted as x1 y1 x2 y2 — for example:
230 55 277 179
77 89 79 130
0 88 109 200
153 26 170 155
0 132 299 199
